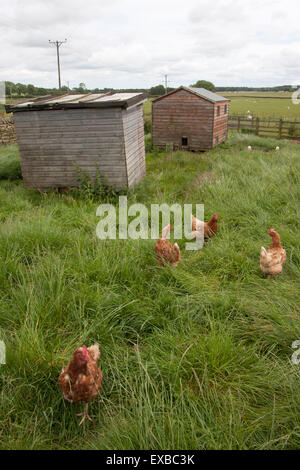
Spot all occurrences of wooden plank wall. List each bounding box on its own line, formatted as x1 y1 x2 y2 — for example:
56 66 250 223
212 101 230 147
122 104 146 187
152 89 214 150
14 108 128 189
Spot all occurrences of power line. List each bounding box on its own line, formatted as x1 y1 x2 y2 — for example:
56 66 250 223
48 39 67 90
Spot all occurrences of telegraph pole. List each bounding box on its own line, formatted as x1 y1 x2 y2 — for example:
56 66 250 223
48 39 67 90
164 74 168 94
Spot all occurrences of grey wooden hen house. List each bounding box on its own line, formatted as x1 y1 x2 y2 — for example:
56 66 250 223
6 92 147 189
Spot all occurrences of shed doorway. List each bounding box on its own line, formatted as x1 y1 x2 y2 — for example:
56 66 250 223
182 137 188 147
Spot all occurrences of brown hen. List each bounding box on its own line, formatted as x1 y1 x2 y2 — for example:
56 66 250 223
191 213 218 240
260 228 286 279
155 224 181 267
58 344 103 425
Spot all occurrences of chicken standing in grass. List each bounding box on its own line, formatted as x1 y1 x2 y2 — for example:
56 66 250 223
191 213 218 241
59 344 103 425
260 229 286 279
155 224 180 267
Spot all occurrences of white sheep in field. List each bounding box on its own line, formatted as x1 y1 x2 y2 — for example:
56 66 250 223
276 146 280 151
248 146 252 151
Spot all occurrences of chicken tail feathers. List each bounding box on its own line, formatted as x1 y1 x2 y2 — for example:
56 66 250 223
173 243 181 258
161 224 172 239
88 344 100 362
208 213 218 225
260 246 267 258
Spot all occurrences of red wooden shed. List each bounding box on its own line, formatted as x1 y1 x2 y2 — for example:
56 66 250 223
152 86 230 151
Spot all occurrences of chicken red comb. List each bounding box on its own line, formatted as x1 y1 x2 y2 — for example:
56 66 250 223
268 228 275 235
212 213 218 221
82 345 88 356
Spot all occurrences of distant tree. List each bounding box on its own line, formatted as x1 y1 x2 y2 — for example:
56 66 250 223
27 84 35 96
149 85 165 96
5 81 17 97
72 83 89 93
15 83 27 96
76 82 87 93
35 87 48 95
191 80 216 92
61 85 69 93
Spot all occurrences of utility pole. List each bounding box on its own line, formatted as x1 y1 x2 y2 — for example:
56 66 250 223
48 39 67 90
164 74 168 94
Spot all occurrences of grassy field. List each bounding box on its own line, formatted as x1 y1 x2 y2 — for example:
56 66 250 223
143 98 153 117
143 92 300 120
226 96 299 119
222 91 294 98
0 133 300 450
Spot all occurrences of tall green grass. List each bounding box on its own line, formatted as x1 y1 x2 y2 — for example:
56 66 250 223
0 134 300 449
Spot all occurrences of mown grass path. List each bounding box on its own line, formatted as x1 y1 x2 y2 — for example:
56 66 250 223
0 134 300 449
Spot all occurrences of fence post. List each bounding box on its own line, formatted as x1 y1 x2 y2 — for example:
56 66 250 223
278 119 283 140
255 117 259 136
237 116 241 132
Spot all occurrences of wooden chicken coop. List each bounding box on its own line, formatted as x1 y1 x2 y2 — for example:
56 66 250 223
6 92 147 190
152 86 230 151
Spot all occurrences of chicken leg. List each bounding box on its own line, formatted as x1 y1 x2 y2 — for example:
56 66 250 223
77 403 92 426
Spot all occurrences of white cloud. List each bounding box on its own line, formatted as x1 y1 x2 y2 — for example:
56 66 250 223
1 0 300 88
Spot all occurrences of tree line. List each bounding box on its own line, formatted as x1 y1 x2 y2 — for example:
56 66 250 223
4 81 149 98
4 80 298 99
215 85 297 92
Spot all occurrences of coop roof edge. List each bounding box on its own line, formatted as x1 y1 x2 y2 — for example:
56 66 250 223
152 86 230 103
5 92 148 113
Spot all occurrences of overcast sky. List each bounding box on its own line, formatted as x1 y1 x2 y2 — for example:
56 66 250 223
1 0 300 89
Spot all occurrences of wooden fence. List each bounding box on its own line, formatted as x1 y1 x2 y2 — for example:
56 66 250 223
228 115 300 140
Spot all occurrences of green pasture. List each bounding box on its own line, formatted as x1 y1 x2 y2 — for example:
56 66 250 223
0 133 300 449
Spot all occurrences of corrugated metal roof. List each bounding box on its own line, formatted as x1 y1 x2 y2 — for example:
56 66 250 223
185 87 228 102
94 93 142 102
41 94 89 104
6 92 147 113
152 86 229 103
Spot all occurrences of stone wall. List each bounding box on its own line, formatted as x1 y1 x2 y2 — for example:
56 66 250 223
0 115 16 145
